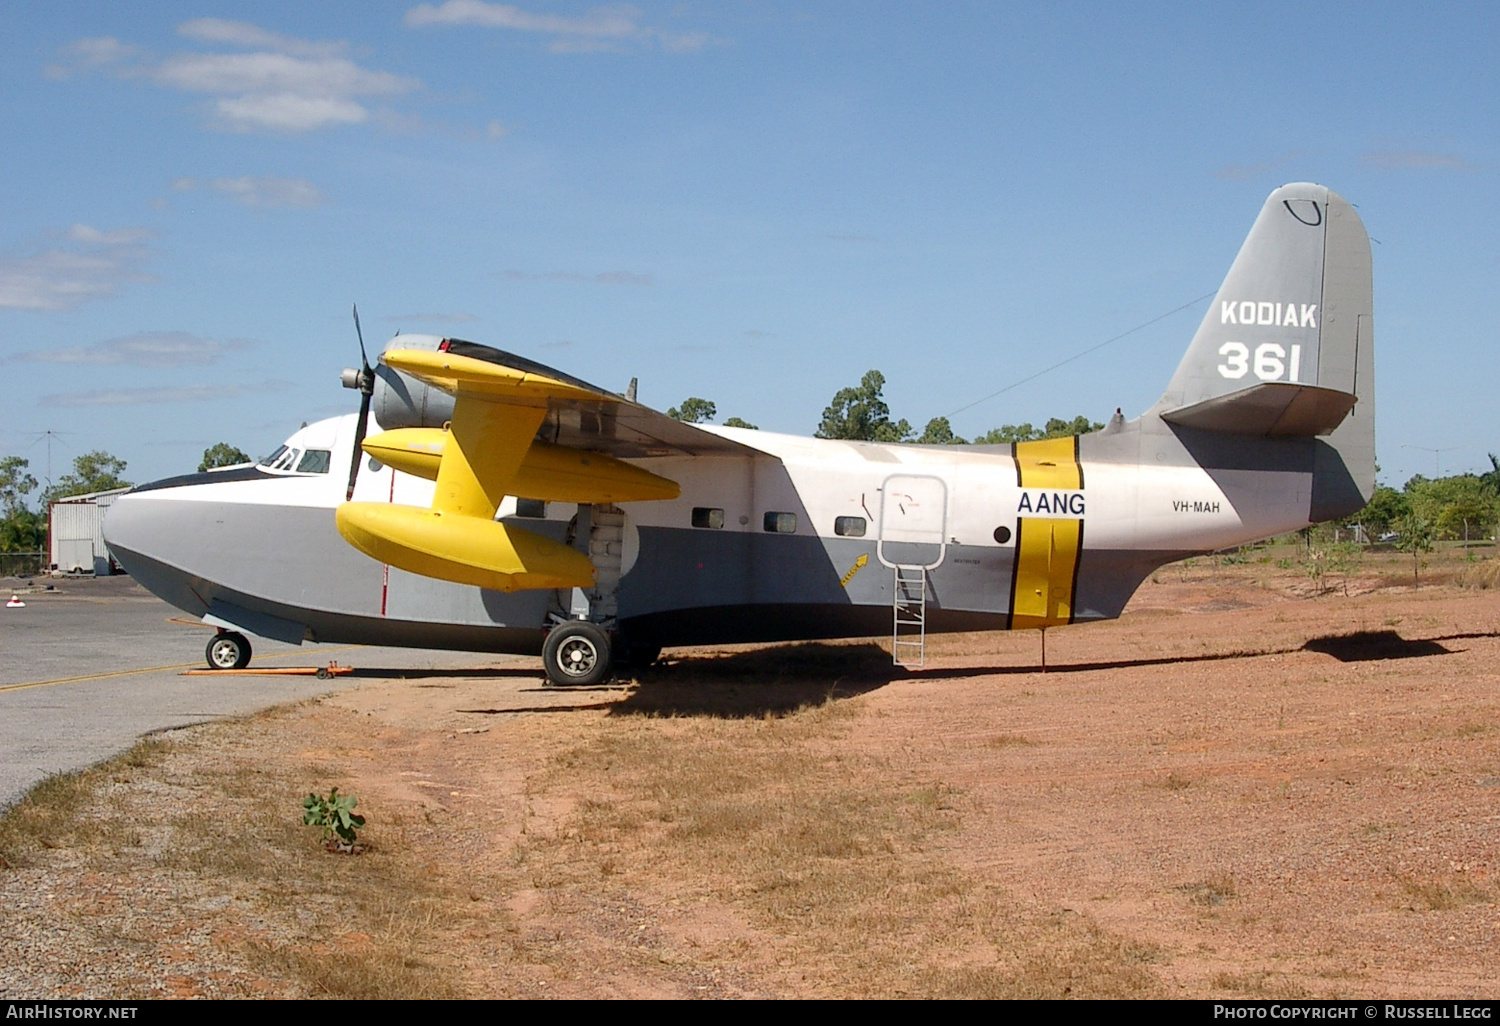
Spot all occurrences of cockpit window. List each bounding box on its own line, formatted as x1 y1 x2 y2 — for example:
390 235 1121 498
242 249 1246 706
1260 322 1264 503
296 449 331 474
259 446 300 472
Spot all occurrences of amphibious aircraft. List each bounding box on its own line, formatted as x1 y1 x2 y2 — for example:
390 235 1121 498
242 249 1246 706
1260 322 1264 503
103 183 1374 685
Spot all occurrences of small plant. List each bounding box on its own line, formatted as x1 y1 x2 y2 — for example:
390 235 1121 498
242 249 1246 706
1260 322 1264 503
303 787 366 851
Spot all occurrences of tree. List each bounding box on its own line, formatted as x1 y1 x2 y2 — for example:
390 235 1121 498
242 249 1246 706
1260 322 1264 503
0 456 45 554
43 451 130 506
0 456 37 518
815 370 912 442
1405 474 1498 541
1480 453 1500 497
668 397 717 424
1358 485 1410 537
1395 512 1434 584
972 415 1103 445
723 416 758 430
0 508 45 554
1042 415 1105 437
972 423 1042 445
199 443 252 472
916 417 966 445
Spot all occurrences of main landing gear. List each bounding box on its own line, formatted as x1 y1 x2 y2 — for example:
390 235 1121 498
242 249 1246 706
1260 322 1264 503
206 630 252 670
542 621 612 686
541 622 663 686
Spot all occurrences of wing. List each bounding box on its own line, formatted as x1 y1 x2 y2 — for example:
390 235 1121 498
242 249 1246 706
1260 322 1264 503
391 339 765 460
336 338 763 593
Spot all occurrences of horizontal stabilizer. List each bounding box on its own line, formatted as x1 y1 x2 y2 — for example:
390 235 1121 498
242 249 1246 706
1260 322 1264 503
1160 382 1356 437
336 503 596 593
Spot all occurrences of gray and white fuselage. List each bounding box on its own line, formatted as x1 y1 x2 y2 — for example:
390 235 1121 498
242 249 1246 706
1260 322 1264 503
101 407 1343 654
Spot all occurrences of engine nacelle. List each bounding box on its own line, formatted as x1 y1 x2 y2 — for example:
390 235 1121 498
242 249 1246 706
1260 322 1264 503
372 361 456 430
342 334 457 430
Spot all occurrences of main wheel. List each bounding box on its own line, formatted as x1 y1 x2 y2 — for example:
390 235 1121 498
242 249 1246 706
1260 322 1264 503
542 621 612 686
206 631 252 670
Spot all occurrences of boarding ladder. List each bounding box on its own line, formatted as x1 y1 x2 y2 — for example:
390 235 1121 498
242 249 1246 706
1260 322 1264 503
892 565 928 668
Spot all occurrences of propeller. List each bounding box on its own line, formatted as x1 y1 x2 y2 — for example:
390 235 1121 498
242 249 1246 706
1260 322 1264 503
340 304 375 501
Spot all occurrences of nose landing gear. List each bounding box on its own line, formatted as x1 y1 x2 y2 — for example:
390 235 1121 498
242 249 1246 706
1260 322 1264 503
206 630 253 670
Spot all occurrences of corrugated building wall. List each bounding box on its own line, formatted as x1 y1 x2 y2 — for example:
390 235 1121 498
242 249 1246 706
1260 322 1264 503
48 488 130 575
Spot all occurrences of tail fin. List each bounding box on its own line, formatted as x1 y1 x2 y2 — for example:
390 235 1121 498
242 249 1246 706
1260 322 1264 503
1155 183 1374 506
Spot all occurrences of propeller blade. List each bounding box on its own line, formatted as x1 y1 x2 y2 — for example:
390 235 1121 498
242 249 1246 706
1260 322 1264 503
346 387 372 501
345 303 376 501
352 303 370 374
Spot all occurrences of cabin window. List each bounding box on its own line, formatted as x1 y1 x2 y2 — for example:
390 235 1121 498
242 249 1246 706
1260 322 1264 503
692 507 725 529
296 449 332 474
993 525 1012 545
763 511 797 534
834 516 866 538
515 498 546 518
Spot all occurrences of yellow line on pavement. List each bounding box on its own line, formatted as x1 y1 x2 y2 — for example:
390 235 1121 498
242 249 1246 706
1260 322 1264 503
0 646 362 694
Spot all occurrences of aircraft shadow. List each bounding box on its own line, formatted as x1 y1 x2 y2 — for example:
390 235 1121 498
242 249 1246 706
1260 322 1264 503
1300 630 1457 662
851 627 1488 680
337 627 1495 717
611 642 899 718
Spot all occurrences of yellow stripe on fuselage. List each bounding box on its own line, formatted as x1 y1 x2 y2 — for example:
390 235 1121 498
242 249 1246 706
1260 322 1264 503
1010 437 1085 630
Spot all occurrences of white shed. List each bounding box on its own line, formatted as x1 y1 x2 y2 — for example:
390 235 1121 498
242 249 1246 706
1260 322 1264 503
49 487 131 575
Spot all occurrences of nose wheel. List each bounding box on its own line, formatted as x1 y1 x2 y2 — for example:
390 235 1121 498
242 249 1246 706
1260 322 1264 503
542 621 612 686
206 631 252 671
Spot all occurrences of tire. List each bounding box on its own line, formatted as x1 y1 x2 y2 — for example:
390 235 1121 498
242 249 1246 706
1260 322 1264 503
206 631 252 671
542 621 612 686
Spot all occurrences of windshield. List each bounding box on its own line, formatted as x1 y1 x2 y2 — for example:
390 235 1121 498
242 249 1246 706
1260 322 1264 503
259 446 299 472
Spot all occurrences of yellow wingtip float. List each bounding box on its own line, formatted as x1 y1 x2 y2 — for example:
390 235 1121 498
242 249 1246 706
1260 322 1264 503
335 344 679 593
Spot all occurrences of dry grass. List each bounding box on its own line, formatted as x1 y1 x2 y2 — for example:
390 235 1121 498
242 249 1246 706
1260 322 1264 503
1456 558 1500 590
1211 969 1311 998
1152 772 1194 792
0 714 469 999
512 694 1163 998
1397 875 1495 912
1179 875 1238 907
0 737 168 868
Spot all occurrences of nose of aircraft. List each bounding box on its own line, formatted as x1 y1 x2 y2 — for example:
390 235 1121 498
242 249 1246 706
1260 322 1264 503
102 486 214 617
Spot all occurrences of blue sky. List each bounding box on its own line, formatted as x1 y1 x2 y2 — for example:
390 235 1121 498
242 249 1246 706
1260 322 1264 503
2 2 1495 489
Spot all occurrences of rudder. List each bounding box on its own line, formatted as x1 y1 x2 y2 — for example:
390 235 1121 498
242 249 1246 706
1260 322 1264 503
1153 183 1374 509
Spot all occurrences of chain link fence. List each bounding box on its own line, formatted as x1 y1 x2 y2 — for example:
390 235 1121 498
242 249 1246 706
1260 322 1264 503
0 552 47 577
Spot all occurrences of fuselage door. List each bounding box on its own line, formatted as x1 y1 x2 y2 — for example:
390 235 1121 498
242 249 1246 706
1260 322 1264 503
877 474 948 569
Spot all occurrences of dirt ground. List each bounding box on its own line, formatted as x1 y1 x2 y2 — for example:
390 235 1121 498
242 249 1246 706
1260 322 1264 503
3 552 1498 999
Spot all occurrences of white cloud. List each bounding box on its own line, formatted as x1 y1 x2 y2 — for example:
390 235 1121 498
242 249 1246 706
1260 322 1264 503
177 18 347 60
45 36 143 78
16 332 248 368
41 381 291 408
405 1 715 53
0 225 152 312
172 176 325 208
53 23 420 133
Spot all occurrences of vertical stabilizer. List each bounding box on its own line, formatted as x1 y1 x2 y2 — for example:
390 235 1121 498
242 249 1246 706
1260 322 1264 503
1154 184 1374 509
